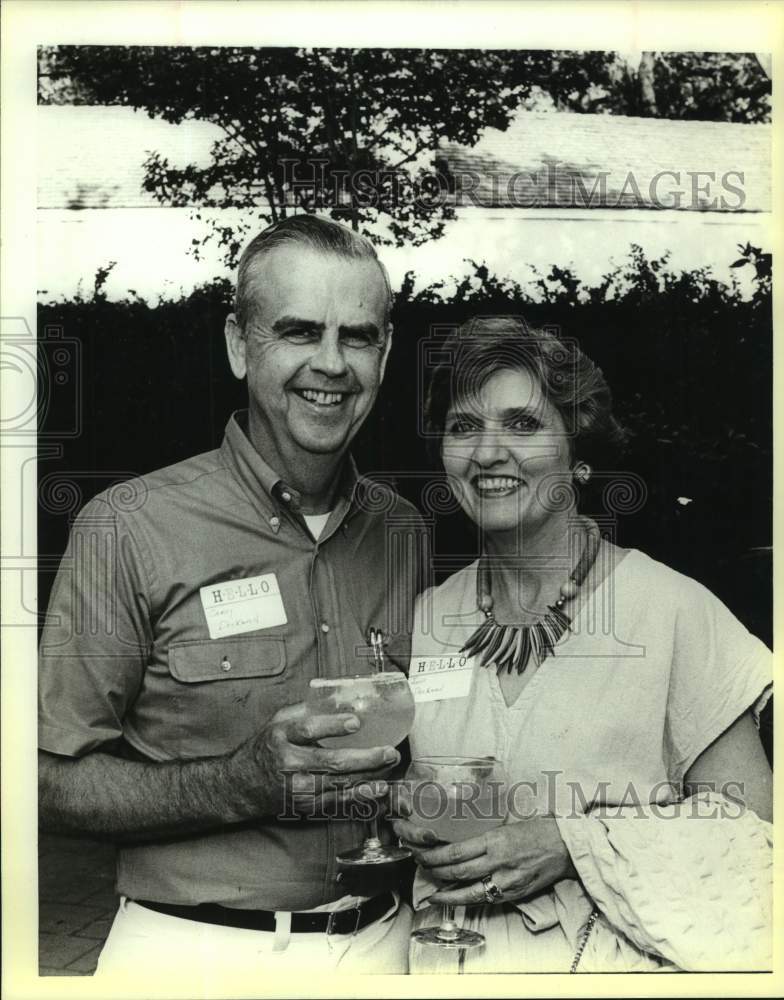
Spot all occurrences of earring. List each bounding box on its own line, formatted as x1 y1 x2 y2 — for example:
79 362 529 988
573 462 592 484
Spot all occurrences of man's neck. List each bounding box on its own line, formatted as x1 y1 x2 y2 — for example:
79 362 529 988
246 411 345 514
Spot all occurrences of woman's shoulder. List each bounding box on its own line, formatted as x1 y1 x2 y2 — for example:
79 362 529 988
623 547 707 590
619 547 737 617
415 559 479 613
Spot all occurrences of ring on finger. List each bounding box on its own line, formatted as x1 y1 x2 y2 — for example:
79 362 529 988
482 874 504 903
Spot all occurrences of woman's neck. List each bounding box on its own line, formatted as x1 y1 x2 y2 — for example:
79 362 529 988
483 513 579 617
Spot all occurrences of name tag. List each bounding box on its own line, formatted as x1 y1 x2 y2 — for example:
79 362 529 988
408 654 473 703
200 573 287 639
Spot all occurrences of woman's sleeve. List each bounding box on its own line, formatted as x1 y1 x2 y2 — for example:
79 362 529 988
556 574 773 971
663 576 772 787
556 793 773 971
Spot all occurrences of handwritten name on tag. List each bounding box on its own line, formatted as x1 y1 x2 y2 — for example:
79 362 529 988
408 654 474 703
199 574 287 639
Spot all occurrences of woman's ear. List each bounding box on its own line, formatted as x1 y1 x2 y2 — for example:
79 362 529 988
572 462 592 485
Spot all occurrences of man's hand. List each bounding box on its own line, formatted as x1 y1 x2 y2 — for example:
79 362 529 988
232 702 401 819
38 701 402 841
404 816 578 906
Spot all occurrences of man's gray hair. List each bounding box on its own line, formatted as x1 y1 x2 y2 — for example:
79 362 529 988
234 215 392 332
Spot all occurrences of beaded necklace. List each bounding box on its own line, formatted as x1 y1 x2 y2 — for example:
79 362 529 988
460 518 602 675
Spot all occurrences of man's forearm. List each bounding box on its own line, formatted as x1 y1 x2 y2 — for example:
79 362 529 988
38 745 268 841
39 708 397 842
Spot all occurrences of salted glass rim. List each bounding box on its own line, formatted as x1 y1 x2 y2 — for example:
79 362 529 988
309 672 409 687
409 755 499 766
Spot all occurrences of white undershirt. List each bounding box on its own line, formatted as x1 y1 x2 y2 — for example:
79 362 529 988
303 512 331 541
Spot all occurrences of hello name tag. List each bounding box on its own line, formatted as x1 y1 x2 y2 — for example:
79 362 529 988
200 574 287 639
408 654 474 703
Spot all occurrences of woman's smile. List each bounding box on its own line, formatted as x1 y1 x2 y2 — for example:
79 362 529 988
472 474 526 498
443 368 573 535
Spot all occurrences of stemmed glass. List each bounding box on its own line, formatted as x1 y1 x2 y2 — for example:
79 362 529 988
405 755 507 950
305 629 416 868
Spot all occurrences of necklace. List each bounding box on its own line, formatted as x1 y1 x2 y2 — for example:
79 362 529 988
460 518 602 676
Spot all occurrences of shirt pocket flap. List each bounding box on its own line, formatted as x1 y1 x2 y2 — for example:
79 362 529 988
168 636 286 683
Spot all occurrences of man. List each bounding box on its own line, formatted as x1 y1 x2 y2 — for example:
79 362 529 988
38 216 428 976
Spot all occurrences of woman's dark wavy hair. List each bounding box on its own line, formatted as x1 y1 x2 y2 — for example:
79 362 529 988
425 315 627 470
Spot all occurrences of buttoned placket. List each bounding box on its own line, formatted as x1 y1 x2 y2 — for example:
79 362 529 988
259 471 359 687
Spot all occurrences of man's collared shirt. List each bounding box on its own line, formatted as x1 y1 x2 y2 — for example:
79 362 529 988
39 411 429 910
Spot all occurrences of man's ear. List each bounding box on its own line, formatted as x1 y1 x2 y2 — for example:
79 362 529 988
379 322 393 383
224 313 247 380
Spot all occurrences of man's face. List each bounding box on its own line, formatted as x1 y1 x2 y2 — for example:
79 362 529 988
226 246 390 470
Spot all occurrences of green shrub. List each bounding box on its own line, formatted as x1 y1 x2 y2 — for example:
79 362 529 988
38 244 771 647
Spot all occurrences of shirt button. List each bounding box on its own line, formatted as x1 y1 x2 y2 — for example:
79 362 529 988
320 622 330 634
221 657 232 672
281 491 292 502
270 515 280 529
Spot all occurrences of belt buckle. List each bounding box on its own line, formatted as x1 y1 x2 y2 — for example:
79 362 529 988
326 903 362 938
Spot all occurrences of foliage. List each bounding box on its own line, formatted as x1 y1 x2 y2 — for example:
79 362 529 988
571 52 771 122
389 247 771 635
39 245 770 625
649 52 771 123
730 241 772 303
41 46 549 264
39 47 771 268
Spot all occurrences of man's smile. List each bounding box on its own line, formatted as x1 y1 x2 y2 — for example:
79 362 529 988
292 387 353 408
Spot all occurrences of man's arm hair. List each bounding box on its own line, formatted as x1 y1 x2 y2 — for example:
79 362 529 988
38 708 397 842
38 744 269 842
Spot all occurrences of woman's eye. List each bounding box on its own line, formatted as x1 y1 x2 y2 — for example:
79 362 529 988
511 416 540 433
447 419 480 435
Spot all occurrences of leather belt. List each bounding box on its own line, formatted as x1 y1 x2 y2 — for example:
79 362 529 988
133 892 396 935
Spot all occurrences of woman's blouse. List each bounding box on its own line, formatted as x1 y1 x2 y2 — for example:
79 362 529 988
409 548 771 811
406 548 772 972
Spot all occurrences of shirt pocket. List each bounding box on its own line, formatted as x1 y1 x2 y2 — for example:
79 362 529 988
169 635 286 682
163 635 291 757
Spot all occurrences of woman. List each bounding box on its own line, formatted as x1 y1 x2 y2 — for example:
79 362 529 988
394 315 772 973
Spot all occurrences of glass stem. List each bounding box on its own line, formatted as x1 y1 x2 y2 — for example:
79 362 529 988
439 904 459 940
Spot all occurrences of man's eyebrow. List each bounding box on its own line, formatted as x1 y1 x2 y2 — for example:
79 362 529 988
338 322 382 339
267 318 382 339
270 316 325 333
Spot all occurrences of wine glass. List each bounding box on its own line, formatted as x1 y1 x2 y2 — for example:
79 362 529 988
306 662 415 867
405 755 507 950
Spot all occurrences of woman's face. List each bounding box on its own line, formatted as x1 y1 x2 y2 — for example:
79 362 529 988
441 367 574 536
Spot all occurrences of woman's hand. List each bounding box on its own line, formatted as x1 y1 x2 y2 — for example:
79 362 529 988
390 782 442 850
415 816 578 906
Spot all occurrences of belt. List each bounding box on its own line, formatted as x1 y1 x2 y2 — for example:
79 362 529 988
133 892 396 935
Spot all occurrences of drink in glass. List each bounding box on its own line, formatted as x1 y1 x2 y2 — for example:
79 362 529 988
307 673 415 750
408 777 503 843
306 669 416 867
406 756 507 950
